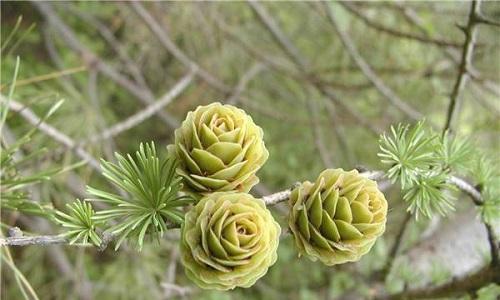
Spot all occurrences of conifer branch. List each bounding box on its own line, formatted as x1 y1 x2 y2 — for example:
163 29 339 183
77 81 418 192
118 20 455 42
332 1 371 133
443 0 481 133
377 212 412 280
0 234 69 247
323 1 424 121
339 2 463 48
1 96 101 171
32 1 180 129
376 265 499 300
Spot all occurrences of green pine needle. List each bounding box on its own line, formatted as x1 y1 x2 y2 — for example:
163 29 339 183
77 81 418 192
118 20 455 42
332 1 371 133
378 120 438 189
471 156 500 225
87 142 194 250
1 97 68 218
439 131 473 173
403 172 455 219
55 199 102 246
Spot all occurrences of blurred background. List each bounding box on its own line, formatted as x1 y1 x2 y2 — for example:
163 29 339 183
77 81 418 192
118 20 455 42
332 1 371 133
1 1 499 299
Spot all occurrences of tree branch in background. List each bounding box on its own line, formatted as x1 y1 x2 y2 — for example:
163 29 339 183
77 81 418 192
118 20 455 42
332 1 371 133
443 0 482 133
305 93 333 168
324 100 355 167
32 1 180 129
226 63 264 105
378 212 412 280
0 96 101 171
322 2 424 121
393 2 500 98
130 1 270 114
87 69 116 161
85 70 195 143
129 1 231 94
63 4 149 89
339 2 463 48
438 0 498 269
0 65 87 91
247 0 308 70
247 0 382 135
376 265 500 300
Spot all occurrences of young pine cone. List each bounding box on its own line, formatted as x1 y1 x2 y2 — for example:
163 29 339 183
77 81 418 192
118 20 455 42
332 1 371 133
288 169 388 265
180 192 280 290
169 102 268 197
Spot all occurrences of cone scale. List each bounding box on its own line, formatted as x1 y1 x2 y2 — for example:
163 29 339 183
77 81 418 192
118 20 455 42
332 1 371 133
180 192 280 290
288 169 388 265
169 102 268 197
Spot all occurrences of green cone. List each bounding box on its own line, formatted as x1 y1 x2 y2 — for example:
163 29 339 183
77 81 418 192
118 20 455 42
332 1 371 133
180 192 281 290
169 102 268 197
288 169 388 265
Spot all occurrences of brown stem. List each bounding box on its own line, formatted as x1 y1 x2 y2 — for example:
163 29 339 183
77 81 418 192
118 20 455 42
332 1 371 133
443 0 481 134
375 265 500 300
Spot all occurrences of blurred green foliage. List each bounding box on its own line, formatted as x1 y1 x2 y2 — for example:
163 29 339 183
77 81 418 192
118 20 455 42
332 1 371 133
1 1 499 299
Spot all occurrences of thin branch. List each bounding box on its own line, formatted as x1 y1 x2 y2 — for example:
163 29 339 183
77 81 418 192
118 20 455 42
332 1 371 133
2 169 487 252
434 0 498 269
1 96 101 171
131 1 290 126
87 69 116 160
246 0 382 135
394 2 500 98
378 212 412 280
340 2 463 48
129 1 231 93
306 96 333 167
213 12 375 93
247 0 308 70
484 223 499 267
162 248 191 298
322 2 423 121
211 12 297 75
447 175 483 205
85 70 195 143
475 13 500 28
259 171 480 207
375 265 499 300
449 175 499 268
226 63 264 105
0 235 68 247
32 1 179 129
261 188 293 206
63 3 149 89
0 65 87 90
324 100 355 166
415 7 498 94
161 283 191 298
443 0 482 133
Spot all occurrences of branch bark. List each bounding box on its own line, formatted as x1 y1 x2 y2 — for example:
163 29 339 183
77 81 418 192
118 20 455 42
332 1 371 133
129 1 231 94
377 212 412 280
340 2 463 48
443 0 481 133
85 70 195 143
246 0 382 135
0 235 68 247
32 1 180 129
375 265 500 300
1 96 101 171
322 2 423 121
